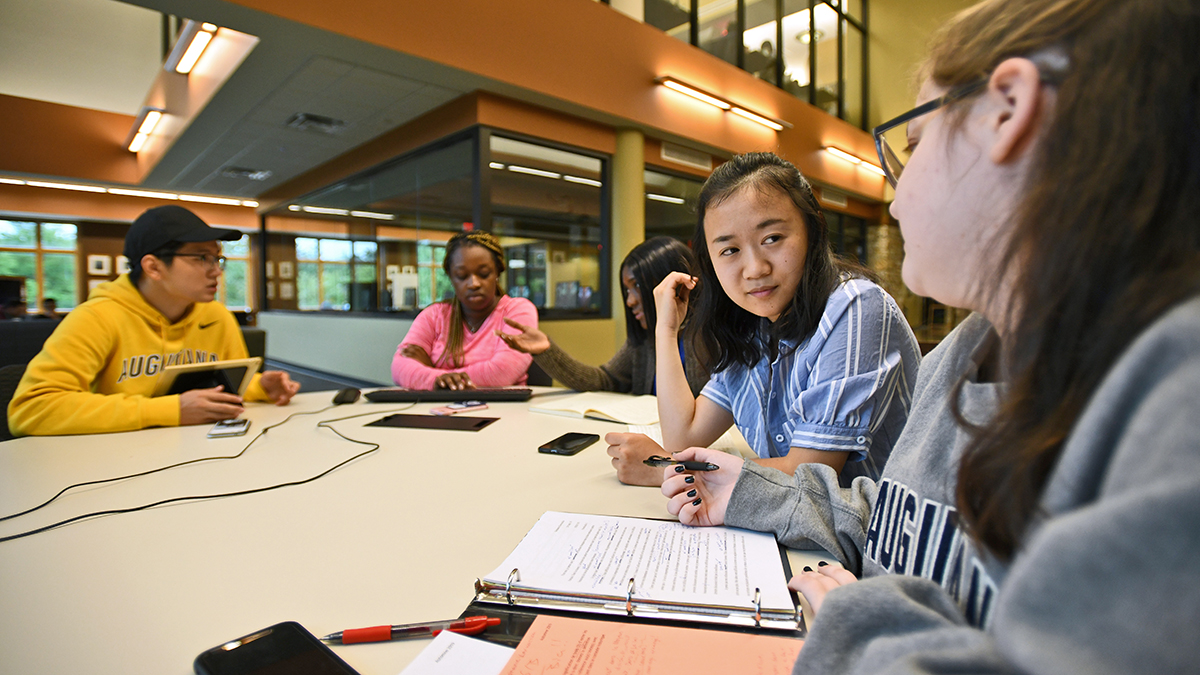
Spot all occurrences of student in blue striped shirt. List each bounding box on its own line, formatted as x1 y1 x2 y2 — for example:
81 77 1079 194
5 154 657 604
646 152 919 487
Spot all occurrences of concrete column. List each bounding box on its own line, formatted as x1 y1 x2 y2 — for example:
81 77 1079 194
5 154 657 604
611 127 645 353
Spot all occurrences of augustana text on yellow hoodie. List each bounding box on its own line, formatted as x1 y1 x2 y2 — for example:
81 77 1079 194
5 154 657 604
7 275 268 436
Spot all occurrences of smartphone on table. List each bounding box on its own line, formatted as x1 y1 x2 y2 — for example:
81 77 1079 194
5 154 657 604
539 432 601 455
207 418 250 438
194 621 360 675
430 400 488 416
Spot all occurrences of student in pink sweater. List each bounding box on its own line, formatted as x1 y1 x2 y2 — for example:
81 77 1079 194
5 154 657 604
391 231 537 390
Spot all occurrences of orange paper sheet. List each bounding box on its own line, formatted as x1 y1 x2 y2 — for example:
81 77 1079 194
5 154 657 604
499 615 803 675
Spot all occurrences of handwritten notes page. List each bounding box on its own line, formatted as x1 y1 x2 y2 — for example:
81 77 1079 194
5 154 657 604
483 512 794 615
499 615 802 675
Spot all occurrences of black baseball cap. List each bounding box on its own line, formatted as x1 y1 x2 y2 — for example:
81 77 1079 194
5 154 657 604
124 205 241 264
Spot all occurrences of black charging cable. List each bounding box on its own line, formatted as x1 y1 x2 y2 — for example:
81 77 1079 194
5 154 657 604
0 404 412 544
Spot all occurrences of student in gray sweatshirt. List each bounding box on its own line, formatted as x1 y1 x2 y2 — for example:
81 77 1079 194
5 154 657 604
661 0 1200 672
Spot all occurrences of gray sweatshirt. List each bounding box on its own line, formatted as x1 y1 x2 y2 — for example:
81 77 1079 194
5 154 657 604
725 298 1200 674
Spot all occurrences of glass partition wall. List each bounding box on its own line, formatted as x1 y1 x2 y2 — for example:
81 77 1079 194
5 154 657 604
262 129 610 319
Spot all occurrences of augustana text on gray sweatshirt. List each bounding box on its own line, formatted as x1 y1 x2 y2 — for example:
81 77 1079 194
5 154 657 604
725 297 1200 674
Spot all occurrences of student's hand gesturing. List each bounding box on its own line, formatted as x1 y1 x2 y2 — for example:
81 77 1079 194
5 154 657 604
652 272 697 336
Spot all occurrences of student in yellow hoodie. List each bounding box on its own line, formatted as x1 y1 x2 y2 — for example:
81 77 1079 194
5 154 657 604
7 206 300 436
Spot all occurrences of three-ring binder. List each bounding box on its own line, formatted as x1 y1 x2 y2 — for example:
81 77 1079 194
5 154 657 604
473 569 802 631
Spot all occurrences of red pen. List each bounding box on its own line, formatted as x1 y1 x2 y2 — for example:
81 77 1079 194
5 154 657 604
319 615 500 644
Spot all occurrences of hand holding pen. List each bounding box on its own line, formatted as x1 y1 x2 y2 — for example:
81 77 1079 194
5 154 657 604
658 447 744 528
321 615 500 644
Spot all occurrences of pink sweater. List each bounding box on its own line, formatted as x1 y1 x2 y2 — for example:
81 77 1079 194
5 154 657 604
391 295 537 389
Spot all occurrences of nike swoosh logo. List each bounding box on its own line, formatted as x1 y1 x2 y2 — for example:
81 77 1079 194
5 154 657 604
199 321 219 329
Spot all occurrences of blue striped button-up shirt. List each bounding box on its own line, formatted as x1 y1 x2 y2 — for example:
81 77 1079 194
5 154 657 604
700 279 920 482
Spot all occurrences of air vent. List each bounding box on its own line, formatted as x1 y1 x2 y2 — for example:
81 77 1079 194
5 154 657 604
818 188 848 208
660 142 713 171
286 112 347 134
220 167 273 181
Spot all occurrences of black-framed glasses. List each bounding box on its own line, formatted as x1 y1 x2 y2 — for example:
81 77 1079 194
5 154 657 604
168 253 228 271
871 78 987 188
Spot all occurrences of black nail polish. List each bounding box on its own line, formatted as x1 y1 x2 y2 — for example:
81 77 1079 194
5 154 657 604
675 465 685 473
692 498 701 506
687 489 697 498
803 566 813 572
818 561 828 567
684 476 695 484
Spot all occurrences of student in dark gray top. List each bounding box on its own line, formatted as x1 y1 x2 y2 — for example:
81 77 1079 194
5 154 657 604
661 0 1200 672
499 237 708 485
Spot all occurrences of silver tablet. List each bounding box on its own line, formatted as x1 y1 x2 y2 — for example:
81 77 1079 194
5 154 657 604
151 357 262 397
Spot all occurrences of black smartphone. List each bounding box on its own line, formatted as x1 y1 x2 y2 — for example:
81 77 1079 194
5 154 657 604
539 432 600 455
194 621 360 675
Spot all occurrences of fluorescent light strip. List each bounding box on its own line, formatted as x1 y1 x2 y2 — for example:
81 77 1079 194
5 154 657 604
563 175 602 187
138 110 163 135
349 210 396 220
660 78 731 110
507 165 562 179
26 180 107 193
128 133 149 153
646 193 686 204
288 205 302 211
488 162 506 170
0 178 27 186
730 107 784 131
175 25 216 75
179 194 242 206
823 146 886 176
301 206 350 216
241 200 259 208
108 188 178 200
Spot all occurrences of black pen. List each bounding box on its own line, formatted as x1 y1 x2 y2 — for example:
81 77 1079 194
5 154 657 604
643 455 719 471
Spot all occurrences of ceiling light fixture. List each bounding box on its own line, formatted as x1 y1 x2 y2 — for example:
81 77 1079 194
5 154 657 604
349 210 396 220
823 146 886 177
108 188 178 200
563 175 602 187
25 180 107 193
488 162 506 170
301 206 350 216
167 21 219 75
179 194 243 206
126 107 165 153
507 165 562 179
646 193 686 204
0 178 27 186
655 76 791 132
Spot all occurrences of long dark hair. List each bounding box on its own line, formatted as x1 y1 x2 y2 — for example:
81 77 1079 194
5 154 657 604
931 0 1200 560
439 230 506 367
687 152 875 372
622 236 697 346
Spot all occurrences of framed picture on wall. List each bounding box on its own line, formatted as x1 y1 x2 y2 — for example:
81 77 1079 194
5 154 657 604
266 282 275 300
116 256 131 274
266 261 274 279
87 255 112 276
278 261 294 279
279 282 294 300
87 279 106 295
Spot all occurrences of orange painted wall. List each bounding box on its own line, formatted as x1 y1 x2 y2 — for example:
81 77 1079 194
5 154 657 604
0 94 138 185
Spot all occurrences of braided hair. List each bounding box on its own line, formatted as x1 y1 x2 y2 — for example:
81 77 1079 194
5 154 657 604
440 230 506 367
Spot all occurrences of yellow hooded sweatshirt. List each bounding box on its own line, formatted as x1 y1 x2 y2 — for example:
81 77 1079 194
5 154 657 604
8 275 268 436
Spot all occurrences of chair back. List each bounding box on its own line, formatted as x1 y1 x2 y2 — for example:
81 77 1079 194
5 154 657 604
0 363 28 442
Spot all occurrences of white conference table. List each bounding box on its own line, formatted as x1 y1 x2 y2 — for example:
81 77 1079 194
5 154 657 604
0 389 826 675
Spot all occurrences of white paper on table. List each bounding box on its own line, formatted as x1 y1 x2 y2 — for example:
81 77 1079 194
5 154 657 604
397 630 515 675
482 512 794 614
